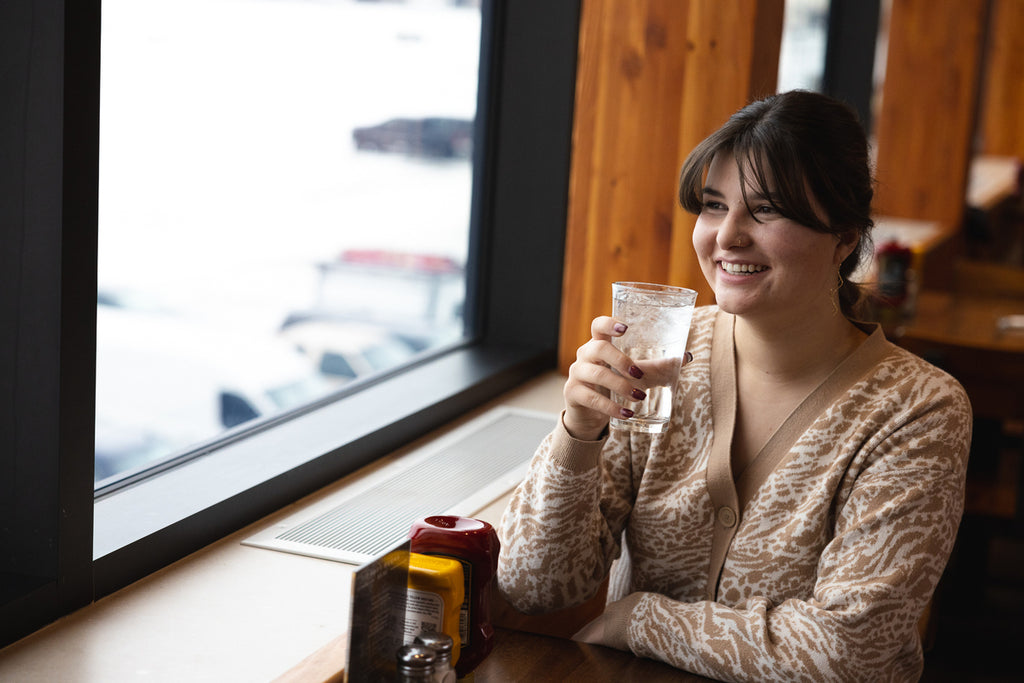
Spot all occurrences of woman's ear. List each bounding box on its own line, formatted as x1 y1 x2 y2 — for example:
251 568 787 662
833 232 859 267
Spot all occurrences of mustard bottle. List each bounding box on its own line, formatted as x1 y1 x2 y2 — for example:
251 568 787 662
404 552 464 668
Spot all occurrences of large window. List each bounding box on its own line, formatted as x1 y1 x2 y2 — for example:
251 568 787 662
96 0 482 487
778 0 881 134
778 0 830 92
1 0 579 647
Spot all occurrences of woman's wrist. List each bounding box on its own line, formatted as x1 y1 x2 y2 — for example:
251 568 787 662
552 415 606 472
562 412 609 442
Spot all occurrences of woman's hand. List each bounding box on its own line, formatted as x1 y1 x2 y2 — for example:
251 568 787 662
563 316 648 441
571 596 635 652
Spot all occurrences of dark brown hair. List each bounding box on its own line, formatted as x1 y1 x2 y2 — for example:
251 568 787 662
678 90 875 319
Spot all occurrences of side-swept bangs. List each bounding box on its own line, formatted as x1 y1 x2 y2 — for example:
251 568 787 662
678 111 830 234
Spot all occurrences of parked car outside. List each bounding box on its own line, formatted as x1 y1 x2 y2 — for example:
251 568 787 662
352 117 473 158
282 249 466 352
279 320 419 381
95 297 333 483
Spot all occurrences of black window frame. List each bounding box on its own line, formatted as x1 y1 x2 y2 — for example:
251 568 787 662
822 0 881 131
1 0 581 647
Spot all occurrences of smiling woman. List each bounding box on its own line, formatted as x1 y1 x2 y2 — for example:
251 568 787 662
497 90 972 681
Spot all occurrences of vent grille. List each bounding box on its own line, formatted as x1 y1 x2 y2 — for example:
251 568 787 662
243 408 556 564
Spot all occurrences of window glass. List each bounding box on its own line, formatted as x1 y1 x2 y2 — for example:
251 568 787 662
97 0 481 486
777 0 830 92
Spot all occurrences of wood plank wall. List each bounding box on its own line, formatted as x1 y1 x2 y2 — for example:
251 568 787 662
558 0 783 373
872 0 988 231
978 0 1024 158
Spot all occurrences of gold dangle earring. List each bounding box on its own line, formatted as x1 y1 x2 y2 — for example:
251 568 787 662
830 270 844 315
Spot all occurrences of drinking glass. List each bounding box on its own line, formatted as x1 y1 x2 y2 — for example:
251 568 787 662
610 282 696 433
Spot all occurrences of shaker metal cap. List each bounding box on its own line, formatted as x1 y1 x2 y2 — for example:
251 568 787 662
396 644 436 673
415 630 454 657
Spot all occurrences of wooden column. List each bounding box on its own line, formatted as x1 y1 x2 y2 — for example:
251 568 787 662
977 0 1024 158
872 0 988 229
558 0 783 373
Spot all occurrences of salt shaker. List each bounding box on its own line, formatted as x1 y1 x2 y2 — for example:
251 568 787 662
414 631 456 683
396 644 435 682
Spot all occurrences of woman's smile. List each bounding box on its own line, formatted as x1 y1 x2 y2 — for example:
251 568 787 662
718 260 769 276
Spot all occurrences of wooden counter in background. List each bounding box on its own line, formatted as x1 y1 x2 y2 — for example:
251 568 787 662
897 286 1024 421
896 287 1024 520
968 155 1022 212
901 289 1024 354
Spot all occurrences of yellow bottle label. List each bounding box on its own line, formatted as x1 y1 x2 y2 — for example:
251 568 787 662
404 588 445 641
405 552 464 667
439 555 472 646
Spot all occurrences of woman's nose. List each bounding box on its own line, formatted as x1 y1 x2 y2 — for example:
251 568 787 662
716 209 752 249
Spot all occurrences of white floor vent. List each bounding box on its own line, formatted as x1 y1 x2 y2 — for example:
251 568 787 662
243 407 557 564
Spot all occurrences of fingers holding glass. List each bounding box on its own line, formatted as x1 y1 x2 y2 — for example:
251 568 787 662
563 328 646 439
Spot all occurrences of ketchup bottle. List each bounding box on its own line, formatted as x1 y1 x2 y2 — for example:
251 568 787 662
408 516 500 677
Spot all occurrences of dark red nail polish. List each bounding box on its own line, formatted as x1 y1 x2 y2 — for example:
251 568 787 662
613 323 628 334
628 365 644 379
620 408 634 418
631 388 646 400
684 351 693 364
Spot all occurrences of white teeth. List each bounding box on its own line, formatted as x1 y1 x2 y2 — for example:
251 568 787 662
721 262 767 275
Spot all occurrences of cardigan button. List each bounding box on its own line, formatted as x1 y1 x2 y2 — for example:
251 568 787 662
717 506 737 528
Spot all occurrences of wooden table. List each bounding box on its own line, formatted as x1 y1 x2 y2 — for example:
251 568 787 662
275 625 717 682
472 627 716 682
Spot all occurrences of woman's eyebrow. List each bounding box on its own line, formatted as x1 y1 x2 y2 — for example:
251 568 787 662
702 186 775 202
743 185 777 203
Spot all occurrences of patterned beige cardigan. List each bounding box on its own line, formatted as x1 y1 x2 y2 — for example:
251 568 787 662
497 306 972 682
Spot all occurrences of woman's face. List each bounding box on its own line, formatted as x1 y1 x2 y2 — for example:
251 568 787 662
692 153 854 324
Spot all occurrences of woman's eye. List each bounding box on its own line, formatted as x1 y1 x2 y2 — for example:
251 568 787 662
754 204 778 215
701 200 725 212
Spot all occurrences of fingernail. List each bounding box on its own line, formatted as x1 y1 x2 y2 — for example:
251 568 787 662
613 323 628 334
684 351 693 363
631 388 646 400
620 408 634 418
628 365 644 379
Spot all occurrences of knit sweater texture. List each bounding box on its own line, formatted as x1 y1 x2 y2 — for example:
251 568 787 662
497 305 972 682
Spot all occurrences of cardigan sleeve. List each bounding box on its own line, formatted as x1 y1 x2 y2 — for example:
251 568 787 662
496 414 637 614
603 381 972 682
